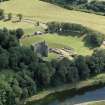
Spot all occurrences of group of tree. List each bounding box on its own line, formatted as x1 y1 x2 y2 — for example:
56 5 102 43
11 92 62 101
0 28 105 105
0 9 23 22
0 0 9 2
41 0 88 5
0 9 12 21
41 0 105 16
0 9 5 20
47 22 105 47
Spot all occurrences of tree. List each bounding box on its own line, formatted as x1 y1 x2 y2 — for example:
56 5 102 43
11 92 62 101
88 49 105 74
67 66 79 83
17 14 23 22
75 55 90 80
7 13 12 20
0 28 19 49
9 47 22 70
57 58 79 83
0 79 16 105
0 46 9 69
36 63 54 86
0 9 4 20
85 33 104 47
16 28 24 39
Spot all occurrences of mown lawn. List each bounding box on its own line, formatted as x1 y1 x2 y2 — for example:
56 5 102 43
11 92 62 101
21 34 92 56
1 0 105 34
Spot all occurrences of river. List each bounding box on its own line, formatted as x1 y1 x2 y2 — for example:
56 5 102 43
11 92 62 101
27 86 105 105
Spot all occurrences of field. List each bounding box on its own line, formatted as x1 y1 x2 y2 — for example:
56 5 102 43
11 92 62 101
21 34 92 56
1 0 105 34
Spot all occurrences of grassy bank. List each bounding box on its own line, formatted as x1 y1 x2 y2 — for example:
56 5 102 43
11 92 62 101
26 74 105 104
88 101 105 105
75 100 105 105
82 100 105 105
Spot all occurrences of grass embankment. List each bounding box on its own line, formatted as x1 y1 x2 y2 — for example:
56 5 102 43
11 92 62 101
88 101 105 105
76 100 105 105
1 0 105 34
21 34 92 56
26 74 105 103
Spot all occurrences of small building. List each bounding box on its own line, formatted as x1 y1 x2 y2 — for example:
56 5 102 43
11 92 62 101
102 41 105 46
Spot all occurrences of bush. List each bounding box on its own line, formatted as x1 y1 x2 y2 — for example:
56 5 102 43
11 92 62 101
85 32 105 47
47 22 105 47
41 0 105 16
0 9 4 20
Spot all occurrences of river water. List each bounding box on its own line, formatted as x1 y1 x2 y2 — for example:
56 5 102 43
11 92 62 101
28 86 105 105
48 87 105 105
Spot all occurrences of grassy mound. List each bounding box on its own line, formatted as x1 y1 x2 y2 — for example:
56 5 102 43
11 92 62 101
21 34 92 56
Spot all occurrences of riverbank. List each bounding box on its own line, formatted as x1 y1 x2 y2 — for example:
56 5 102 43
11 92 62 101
25 73 105 105
76 100 105 105
88 100 105 105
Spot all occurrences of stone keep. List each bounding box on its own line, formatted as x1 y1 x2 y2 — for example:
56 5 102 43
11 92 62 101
32 41 48 57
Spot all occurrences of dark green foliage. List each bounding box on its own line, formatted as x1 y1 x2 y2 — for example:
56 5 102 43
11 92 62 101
7 13 12 20
41 0 88 5
0 9 4 20
41 0 105 16
0 47 9 69
57 58 79 83
85 32 104 47
50 58 79 86
47 22 104 47
0 0 9 2
35 62 55 86
16 14 23 22
47 22 88 36
87 49 105 74
75 55 90 80
86 1 105 13
16 28 24 39
0 28 19 49
0 27 105 105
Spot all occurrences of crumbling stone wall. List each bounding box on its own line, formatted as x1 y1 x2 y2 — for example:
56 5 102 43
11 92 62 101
32 41 48 57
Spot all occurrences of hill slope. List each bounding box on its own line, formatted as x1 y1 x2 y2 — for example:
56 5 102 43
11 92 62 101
0 0 105 34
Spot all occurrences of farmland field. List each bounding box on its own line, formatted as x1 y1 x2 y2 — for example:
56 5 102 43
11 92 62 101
1 0 105 34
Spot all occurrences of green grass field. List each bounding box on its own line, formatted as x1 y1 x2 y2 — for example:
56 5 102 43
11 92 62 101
1 0 105 34
21 34 92 56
